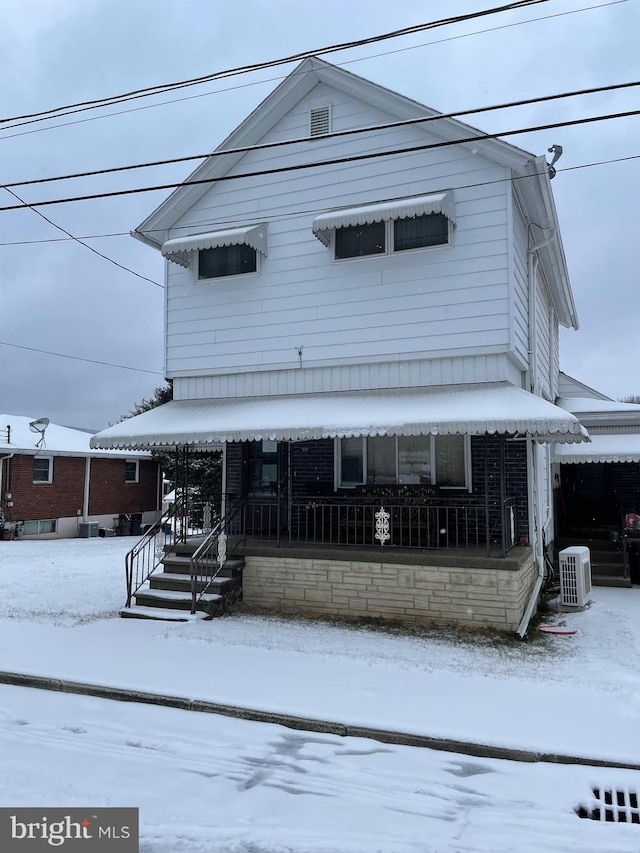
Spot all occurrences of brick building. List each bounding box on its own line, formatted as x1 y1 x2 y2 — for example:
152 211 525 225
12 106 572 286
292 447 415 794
0 415 159 538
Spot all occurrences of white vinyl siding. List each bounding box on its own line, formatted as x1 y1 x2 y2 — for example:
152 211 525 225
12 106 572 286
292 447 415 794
511 192 530 369
534 264 553 400
165 83 511 382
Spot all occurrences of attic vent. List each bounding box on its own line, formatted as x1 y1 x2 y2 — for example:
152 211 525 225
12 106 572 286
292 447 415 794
310 106 331 137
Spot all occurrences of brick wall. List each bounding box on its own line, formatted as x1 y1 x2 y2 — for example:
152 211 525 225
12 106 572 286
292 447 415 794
8 454 85 521
88 458 158 516
5 454 158 522
243 552 537 631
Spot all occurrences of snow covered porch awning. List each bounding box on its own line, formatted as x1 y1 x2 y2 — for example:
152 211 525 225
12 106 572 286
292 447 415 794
555 433 640 464
90 383 588 451
161 224 268 268
312 192 455 246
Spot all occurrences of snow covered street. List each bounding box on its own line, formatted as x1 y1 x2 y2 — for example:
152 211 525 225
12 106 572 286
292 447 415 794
1 537 640 850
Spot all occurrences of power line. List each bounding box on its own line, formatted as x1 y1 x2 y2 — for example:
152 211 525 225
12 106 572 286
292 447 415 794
1 153 637 248
0 187 163 288
0 1 623 143
1 107 638 215
4 80 638 192
0 1 549 129
0 340 163 375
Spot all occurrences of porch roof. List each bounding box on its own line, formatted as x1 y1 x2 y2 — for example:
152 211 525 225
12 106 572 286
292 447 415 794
555 433 640 464
90 383 588 450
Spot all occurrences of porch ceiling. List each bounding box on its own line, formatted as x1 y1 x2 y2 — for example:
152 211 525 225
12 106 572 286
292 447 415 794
555 432 640 464
90 382 588 450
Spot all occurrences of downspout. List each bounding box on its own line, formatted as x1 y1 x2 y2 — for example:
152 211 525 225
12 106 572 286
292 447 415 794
517 228 556 639
517 437 542 639
82 456 91 522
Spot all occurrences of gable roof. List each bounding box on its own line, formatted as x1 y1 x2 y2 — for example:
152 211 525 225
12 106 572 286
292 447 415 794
132 56 577 329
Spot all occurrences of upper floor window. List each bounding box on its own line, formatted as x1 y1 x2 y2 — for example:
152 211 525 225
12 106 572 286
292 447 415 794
33 457 53 484
312 193 455 260
125 460 139 483
161 224 268 277
198 243 257 279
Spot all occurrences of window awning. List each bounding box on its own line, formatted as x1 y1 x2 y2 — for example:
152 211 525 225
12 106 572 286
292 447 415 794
312 192 455 247
161 224 268 268
555 433 640 464
90 383 588 450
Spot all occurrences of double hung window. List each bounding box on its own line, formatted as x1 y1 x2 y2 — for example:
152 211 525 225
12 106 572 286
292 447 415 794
33 457 53 484
198 243 257 279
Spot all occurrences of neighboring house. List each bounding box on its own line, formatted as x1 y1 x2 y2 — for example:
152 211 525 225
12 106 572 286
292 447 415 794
554 372 640 585
92 57 588 633
0 415 160 538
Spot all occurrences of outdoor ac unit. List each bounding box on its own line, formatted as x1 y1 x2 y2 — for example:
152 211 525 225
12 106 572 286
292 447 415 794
558 546 592 607
78 522 99 538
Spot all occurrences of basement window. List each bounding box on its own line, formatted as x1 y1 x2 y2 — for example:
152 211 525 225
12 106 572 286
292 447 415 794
22 519 56 535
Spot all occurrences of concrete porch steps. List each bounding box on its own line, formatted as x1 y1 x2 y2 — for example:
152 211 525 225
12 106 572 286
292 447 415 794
122 537 245 621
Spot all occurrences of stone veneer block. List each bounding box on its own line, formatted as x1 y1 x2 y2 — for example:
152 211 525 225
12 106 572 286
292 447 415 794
242 552 536 632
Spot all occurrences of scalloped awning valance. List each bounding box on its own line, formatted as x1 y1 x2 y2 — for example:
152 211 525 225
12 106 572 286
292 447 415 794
555 433 640 464
161 224 268 268
90 383 588 450
312 192 455 246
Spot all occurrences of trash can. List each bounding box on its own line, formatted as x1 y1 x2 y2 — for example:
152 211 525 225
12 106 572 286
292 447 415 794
130 518 142 536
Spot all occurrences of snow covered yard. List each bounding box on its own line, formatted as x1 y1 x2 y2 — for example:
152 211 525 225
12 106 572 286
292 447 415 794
1 537 640 851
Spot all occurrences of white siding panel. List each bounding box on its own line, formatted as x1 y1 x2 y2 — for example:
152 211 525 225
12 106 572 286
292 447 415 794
173 354 520 399
165 83 512 382
535 264 552 399
511 192 530 369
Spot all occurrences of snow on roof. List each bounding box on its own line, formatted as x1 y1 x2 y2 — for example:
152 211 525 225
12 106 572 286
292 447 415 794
555 433 640 464
558 397 640 415
91 383 588 450
0 415 149 458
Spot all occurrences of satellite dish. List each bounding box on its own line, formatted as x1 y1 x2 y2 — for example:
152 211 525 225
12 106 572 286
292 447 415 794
29 417 49 448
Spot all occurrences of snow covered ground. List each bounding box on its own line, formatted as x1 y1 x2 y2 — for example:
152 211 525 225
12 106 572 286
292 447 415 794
1 537 640 851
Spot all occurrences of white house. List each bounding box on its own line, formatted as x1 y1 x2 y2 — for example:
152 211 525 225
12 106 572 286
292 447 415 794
92 57 587 632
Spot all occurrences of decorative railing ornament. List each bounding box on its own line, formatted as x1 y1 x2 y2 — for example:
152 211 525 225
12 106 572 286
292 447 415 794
217 531 228 569
374 506 391 545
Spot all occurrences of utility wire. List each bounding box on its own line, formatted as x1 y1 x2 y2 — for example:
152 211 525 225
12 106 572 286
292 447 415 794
4 79 639 192
0 187 162 288
1 152 639 248
1 107 638 214
0 340 163 375
0 1 548 128
0 1 623 142
1 149 638 369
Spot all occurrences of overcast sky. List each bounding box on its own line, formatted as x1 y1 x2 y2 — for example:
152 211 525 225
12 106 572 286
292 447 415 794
1 0 638 430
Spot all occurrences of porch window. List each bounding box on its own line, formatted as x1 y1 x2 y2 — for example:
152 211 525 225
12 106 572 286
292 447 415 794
33 457 53 484
337 435 470 490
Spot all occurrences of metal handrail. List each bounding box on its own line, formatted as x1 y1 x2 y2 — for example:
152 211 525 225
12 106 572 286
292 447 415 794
190 499 244 614
124 498 184 607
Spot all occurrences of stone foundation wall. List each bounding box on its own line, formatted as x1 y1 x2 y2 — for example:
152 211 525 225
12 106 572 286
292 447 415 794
243 553 537 631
